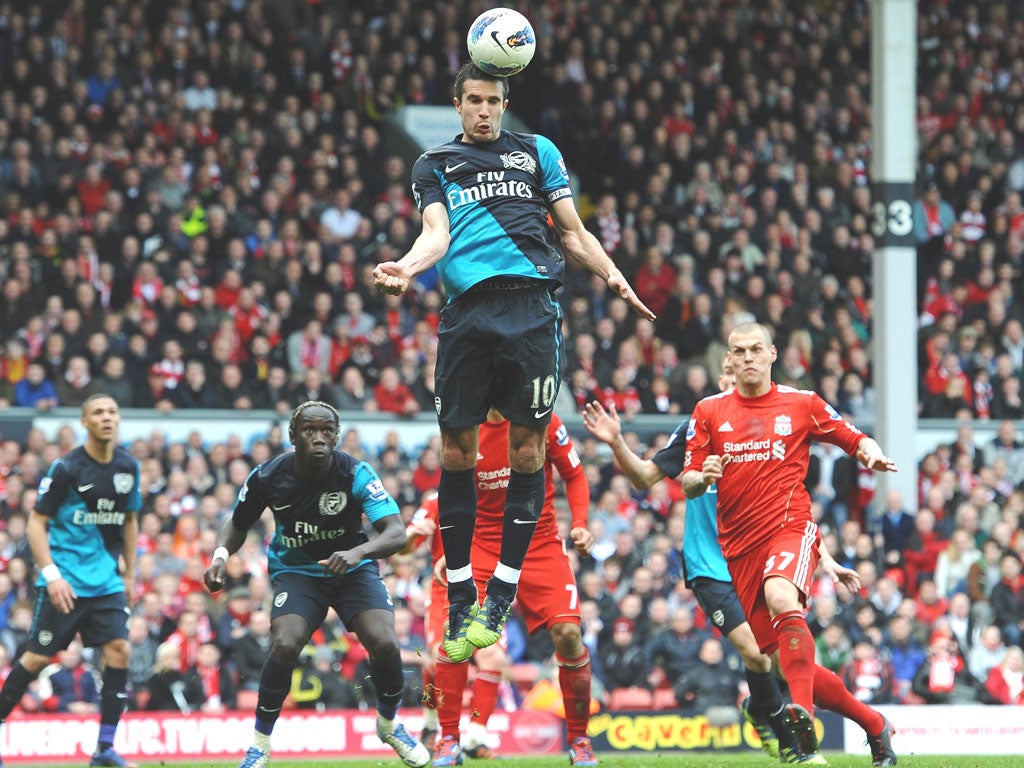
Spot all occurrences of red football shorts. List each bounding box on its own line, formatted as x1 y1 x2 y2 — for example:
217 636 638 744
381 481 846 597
726 519 821 655
474 532 582 634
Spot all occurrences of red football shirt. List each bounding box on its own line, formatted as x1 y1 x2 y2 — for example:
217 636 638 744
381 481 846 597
683 384 865 558
474 413 589 551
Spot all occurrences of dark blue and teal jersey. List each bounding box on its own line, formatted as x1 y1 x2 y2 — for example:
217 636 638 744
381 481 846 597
232 450 399 578
34 446 141 598
411 129 572 298
650 421 732 584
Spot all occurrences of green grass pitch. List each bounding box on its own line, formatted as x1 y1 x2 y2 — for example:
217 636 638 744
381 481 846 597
104 754 1020 768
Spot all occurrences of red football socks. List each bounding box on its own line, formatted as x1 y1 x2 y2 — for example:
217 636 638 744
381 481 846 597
434 650 470 739
469 669 501 725
773 610 816 715
557 649 592 741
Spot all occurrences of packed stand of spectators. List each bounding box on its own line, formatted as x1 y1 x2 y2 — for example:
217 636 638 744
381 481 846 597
0 0 1018 423
0 0 1021 716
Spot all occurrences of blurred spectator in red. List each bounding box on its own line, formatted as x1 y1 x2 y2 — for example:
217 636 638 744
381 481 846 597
912 629 976 705
164 610 203 673
412 446 441 495
903 510 947 596
373 366 419 416
982 647 1024 705
914 578 950 630
841 638 895 705
183 643 236 714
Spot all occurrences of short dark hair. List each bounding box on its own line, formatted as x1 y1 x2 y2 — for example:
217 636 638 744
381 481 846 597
81 392 117 415
288 400 340 436
454 62 509 101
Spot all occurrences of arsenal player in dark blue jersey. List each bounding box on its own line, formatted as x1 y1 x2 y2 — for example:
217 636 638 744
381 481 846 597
205 401 429 768
373 62 655 666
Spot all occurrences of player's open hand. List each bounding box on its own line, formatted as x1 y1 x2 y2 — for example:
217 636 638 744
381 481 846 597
570 526 594 556
856 449 897 473
373 262 411 295
204 561 227 593
47 578 76 614
821 559 861 594
606 272 656 321
582 400 620 443
319 549 363 576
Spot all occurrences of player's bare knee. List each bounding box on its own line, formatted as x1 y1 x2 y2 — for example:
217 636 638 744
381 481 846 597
763 576 801 616
550 622 584 659
474 643 508 672
441 427 478 470
366 636 400 660
20 651 51 675
271 636 306 664
740 649 772 674
102 639 131 668
508 426 546 472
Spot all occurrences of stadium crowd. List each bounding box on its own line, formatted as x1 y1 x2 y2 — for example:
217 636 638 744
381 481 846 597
0 0 1022 716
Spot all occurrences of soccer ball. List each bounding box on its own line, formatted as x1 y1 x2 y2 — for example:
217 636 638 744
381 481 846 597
467 8 536 77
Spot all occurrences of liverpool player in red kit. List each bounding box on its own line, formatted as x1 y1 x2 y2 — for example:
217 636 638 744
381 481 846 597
411 408 596 767
682 323 898 767
405 493 507 758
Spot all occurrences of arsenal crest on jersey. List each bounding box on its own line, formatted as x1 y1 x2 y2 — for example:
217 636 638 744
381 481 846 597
774 415 792 436
318 491 347 516
113 473 134 494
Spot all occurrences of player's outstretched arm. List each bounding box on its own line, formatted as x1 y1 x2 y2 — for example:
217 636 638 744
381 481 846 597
204 519 250 593
373 202 450 295
855 437 898 472
550 198 656 321
583 401 666 490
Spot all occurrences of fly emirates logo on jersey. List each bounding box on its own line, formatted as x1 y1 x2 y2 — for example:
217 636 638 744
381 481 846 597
447 170 533 210
279 520 347 548
74 498 126 525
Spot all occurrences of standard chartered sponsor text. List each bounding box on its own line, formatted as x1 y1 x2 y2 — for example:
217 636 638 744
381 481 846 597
723 439 770 452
